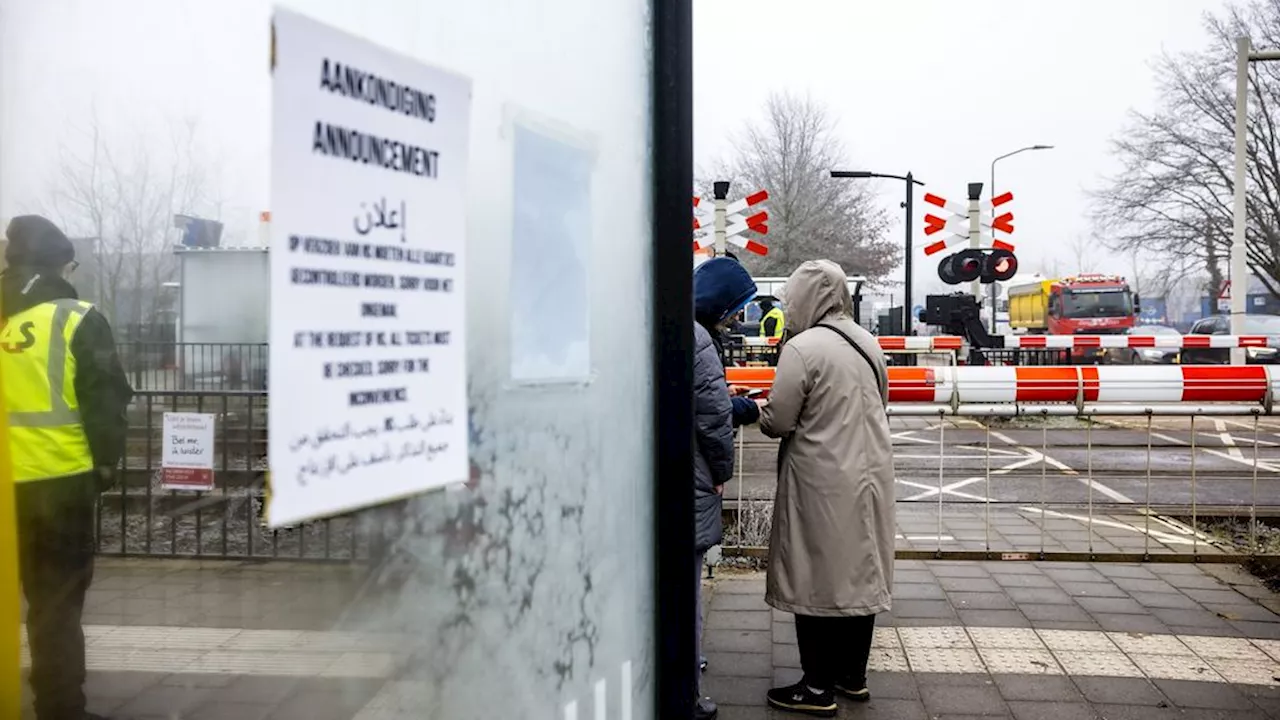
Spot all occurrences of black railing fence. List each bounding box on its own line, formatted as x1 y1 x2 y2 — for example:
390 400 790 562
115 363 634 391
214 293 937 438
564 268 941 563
118 342 268 392
96 389 370 561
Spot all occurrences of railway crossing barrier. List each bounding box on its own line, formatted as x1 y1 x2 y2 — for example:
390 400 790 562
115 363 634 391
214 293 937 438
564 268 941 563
726 364 1280 413
740 334 1280 351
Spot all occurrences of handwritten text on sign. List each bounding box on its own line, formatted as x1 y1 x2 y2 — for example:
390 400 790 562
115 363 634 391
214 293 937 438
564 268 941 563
162 413 216 492
268 9 471 527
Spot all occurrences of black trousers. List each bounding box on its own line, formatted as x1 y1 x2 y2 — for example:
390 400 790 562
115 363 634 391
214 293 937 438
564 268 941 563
794 613 877 691
17 474 97 720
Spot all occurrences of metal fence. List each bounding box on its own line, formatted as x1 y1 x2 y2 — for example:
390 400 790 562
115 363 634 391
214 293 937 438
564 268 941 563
722 406 1280 563
973 348 1072 366
119 342 268 392
95 389 371 561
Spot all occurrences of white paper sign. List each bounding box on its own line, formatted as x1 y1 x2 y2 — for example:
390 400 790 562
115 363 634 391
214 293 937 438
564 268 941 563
161 413 216 491
267 8 471 526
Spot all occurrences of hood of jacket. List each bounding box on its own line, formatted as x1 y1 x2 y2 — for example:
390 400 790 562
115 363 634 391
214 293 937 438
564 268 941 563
1 268 78 320
694 257 757 330
781 259 852 336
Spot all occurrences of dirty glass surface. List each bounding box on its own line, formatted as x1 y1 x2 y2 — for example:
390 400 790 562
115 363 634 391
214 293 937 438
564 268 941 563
0 1 654 717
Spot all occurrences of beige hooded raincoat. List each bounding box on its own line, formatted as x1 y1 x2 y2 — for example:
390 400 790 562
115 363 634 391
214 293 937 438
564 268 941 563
759 260 895 617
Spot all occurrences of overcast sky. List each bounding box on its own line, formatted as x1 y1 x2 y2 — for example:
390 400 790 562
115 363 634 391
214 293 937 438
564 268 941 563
0 0 1236 295
695 0 1231 297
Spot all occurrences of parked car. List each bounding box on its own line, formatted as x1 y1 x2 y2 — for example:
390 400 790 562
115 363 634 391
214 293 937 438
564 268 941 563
1102 324 1180 365
1182 314 1280 364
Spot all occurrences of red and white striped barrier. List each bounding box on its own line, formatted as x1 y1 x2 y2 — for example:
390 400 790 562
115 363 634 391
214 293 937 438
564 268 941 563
739 335 1280 351
1004 335 1280 349
725 365 1280 408
742 336 966 351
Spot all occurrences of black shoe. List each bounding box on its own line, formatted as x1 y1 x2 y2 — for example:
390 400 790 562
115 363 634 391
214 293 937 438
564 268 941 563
694 696 718 720
766 681 837 717
700 655 708 672
834 678 870 702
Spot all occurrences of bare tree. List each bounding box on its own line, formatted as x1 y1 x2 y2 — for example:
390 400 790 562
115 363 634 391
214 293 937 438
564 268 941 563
699 92 895 279
1067 235 1098 274
1092 0 1280 298
42 114 216 329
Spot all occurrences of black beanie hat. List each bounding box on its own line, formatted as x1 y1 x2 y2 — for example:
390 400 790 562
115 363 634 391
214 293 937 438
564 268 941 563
5 215 75 269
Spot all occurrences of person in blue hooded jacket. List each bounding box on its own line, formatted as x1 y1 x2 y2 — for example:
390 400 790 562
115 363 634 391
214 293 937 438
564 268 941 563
690 257 758 720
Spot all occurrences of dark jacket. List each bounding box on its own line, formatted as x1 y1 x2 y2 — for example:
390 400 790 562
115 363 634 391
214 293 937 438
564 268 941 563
693 322 732 552
2 269 133 473
692 258 757 552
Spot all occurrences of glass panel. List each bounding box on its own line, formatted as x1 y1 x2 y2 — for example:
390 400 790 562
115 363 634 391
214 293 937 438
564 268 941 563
0 1 654 717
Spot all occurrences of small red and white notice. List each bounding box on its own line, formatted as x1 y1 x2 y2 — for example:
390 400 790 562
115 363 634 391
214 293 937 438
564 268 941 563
162 412 216 491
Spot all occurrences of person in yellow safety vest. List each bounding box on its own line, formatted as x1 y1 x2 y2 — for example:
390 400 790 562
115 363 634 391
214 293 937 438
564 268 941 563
759 298 785 340
2 216 132 720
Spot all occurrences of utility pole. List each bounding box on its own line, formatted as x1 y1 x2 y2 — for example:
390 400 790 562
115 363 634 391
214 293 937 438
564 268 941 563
1232 36 1251 365
1231 37 1280 363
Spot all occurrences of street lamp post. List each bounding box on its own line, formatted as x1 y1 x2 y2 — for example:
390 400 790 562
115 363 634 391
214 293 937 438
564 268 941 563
1231 38 1280 364
989 144 1053 333
830 170 925 335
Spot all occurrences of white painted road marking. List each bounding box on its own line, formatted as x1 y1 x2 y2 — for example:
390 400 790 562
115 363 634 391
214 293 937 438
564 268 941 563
988 430 1135 504
1017 507 1198 546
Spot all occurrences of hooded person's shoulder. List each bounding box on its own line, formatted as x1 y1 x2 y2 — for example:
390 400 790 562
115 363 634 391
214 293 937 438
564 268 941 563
693 321 715 352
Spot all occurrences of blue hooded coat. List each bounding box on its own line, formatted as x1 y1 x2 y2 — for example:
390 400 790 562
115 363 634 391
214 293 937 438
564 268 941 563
692 258 757 552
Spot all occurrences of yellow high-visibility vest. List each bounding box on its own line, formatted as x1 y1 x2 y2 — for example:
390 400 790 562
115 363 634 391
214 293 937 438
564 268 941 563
760 307 785 339
1 299 95 483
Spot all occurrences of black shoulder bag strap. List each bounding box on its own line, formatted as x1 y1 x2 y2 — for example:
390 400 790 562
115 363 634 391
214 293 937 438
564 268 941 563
814 323 887 403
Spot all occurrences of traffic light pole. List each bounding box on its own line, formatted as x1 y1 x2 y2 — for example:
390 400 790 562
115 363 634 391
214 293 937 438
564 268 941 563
903 173 915 336
967 182 983 301
828 170 924 335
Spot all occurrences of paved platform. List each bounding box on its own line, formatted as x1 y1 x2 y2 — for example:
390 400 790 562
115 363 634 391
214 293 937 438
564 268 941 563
704 561 1280 719
19 557 1280 718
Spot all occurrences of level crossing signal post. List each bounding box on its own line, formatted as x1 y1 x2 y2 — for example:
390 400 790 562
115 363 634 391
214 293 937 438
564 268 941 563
925 182 1017 290
693 181 770 257
924 181 1018 356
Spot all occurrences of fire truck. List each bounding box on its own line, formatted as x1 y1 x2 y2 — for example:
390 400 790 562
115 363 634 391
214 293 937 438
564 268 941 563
1007 274 1139 363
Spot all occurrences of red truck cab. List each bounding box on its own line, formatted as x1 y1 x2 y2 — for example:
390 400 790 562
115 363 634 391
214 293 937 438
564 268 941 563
1009 274 1138 363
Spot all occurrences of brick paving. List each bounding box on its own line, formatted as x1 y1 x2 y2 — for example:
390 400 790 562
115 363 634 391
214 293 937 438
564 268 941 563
704 561 1280 719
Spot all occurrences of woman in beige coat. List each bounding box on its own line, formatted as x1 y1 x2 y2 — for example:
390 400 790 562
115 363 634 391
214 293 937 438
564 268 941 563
758 260 895 717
